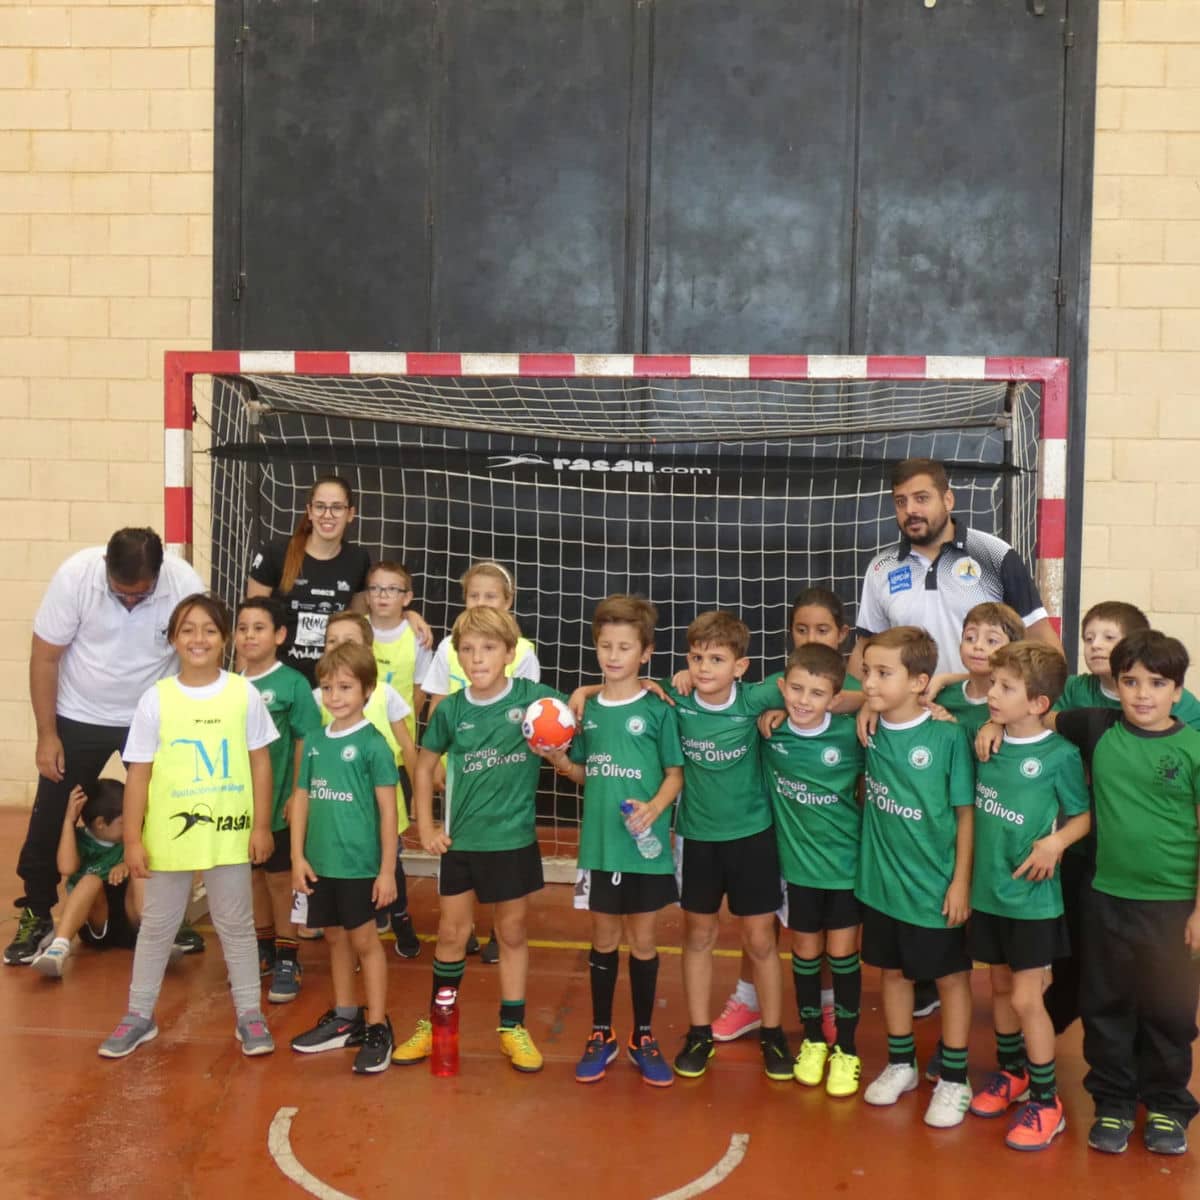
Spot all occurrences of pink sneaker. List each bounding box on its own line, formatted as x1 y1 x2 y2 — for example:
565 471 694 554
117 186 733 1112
712 996 762 1042
821 1003 837 1046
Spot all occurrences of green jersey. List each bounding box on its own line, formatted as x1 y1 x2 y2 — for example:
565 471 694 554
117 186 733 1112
971 732 1089 919
68 827 124 889
937 680 993 738
422 678 562 852
1053 673 1200 731
299 720 399 878
763 713 864 889
246 661 323 831
569 692 684 874
666 679 780 842
856 713 974 928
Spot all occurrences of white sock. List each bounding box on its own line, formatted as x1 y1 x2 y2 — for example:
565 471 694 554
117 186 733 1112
50 936 69 953
820 987 834 1008
734 979 759 1008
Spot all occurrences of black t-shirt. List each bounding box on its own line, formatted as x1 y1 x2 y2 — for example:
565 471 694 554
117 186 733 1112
248 539 371 682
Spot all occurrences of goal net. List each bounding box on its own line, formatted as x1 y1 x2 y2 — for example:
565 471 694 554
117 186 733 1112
167 352 1068 880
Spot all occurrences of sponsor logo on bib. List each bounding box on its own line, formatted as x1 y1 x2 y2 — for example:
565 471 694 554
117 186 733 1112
626 715 646 735
908 745 932 770
506 707 524 723
953 556 982 584
340 745 357 762
822 746 842 766
1020 757 1042 778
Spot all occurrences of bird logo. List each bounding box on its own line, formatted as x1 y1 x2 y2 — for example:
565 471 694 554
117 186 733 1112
172 803 216 838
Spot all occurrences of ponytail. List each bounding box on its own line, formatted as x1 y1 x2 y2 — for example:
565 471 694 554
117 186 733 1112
279 474 355 595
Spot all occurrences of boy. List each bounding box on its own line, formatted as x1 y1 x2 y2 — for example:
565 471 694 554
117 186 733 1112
393 606 564 1073
31 781 142 977
929 602 1026 737
763 644 866 1096
856 626 975 1128
967 642 1090 1150
666 611 792 1081
544 595 684 1086
1052 630 1200 1156
289 642 400 1074
236 596 323 1002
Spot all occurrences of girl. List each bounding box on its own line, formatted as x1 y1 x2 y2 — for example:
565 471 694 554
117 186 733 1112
98 594 279 1059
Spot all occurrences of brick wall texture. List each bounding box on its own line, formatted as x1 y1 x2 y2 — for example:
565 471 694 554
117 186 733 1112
0 1 1194 802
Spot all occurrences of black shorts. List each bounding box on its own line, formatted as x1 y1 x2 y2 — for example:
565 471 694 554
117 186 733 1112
306 875 378 931
678 827 782 917
860 904 972 981
967 909 1070 973
574 869 678 915
252 828 292 875
438 842 544 904
783 884 860 934
76 880 138 950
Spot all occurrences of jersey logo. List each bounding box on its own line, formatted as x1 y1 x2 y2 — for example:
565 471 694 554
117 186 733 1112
506 707 525 723
456 721 475 732
821 746 842 766
172 804 215 838
1156 753 1183 786
625 716 646 735
887 565 913 595
1019 757 1043 778
260 689 276 706
952 556 982 584
341 745 357 762
908 745 932 770
251 552 263 570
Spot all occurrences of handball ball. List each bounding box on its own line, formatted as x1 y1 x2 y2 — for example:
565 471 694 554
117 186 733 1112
522 697 577 752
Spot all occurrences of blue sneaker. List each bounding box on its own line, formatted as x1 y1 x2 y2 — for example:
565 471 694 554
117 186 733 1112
575 1030 618 1083
628 1035 674 1088
267 958 302 1004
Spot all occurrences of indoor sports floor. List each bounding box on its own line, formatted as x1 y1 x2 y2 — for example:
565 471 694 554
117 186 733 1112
0 808 1195 1200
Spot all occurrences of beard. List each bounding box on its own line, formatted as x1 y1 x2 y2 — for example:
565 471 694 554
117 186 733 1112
902 509 951 547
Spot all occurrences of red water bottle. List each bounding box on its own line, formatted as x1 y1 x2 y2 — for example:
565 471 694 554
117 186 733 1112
430 986 460 1076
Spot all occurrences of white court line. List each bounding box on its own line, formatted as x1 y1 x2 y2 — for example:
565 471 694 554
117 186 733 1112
269 1107 359 1200
650 1133 750 1200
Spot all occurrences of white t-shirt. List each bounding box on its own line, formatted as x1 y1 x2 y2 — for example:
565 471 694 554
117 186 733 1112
123 672 279 762
419 634 541 695
33 548 205 727
311 682 413 722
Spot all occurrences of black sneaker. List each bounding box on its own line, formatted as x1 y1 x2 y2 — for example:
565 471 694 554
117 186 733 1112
1088 1115 1135 1154
352 1018 394 1074
3 908 53 966
465 930 481 955
375 911 390 933
173 921 206 955
912 979 940 1019
673 1032 715 1078
480 937 500 965
291 1008 366 1054
1144 1112 1188 1156
392 913 421 959
760 1030 794 1081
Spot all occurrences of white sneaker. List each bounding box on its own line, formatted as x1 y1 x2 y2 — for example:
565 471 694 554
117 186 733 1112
924 1079 972 1128
864 1061 919 1106
32 940 69 978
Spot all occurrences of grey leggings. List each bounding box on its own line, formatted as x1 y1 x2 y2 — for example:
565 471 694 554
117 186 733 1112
128 863 259 1018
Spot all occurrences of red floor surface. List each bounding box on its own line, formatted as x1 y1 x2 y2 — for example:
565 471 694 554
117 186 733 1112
1 806 1197 1200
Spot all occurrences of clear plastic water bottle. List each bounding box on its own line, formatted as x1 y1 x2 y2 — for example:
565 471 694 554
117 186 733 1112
620 801 663 860
430 986 459 1077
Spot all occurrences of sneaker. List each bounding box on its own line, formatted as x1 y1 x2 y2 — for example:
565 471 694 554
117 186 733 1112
98 1013 158 1059
970 1069 1030 1118
864 1061 919 1106
291 1008 366 1054
925 1045 943 1082
821 1002 837 1046
1087 1115 1135 1155
575 1030 619 1083
3 908 53 966
628 1035 673 1088
498 1024 544 1073
924 1079 973 1129
465 930 481 955
173 922 205 955
391 1017 432 1065
267 958 302 1004
1144 1112 1188 1156
673 1031 716 1078
392 913 421 959
1006 1099 1066 1151
912 980 940 1019
826 1047 862 1098
761 1031 794 1081
793 1038 830 1087
32 940 69 979
712 997 762 1042
480 937 500 965
235 1009 275 1056
352 1018 394 1074
258 944 276 978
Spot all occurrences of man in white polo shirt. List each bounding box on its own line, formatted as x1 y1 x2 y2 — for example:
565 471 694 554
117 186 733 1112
4 528 204 965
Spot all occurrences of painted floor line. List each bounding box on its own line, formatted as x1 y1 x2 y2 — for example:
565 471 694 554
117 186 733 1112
269 1106 359 1200
652 1133 750 1200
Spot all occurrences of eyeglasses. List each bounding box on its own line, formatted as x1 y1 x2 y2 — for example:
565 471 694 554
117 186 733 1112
310 502 349 517
108 577 157 608
366 585 410 597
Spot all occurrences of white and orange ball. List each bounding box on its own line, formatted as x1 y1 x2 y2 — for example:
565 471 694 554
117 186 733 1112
521 697 577 752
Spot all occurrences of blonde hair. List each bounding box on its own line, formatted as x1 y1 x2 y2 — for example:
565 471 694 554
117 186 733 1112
451 606 521 651
461 560 515 604
325 610 373 646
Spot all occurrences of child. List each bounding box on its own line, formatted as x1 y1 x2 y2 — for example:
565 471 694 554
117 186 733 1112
967 642 1090 1150
1052 630 1200 1156
290 642 400 1073
666 611 792 1081
543 595 684 1087
393 606 562 1074
763 644 866 1096
235 596 323 1002
856 625 975 1128
98 593 278 1059
31 781 142 977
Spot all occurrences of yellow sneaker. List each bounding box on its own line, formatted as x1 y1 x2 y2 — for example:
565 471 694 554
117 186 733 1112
498 1024 544 1073
826 1046 862 1097
793 1038 830 1086
391 1018 432 1065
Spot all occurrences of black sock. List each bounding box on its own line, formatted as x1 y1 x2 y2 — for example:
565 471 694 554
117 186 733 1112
392 856 408 914
829 951 861 1055
499 999 525 1029
759 1024 786 1047
431 957 466 1008
629 953 658 1037
996 1029 1027 1074
887 1033 916 1066
689 1024 713 1043
791 953 823 1042
256 927 274 958
274 936 298 963
589 947 620 1030
939 1043 968 1084
1028 1057 1057 1103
